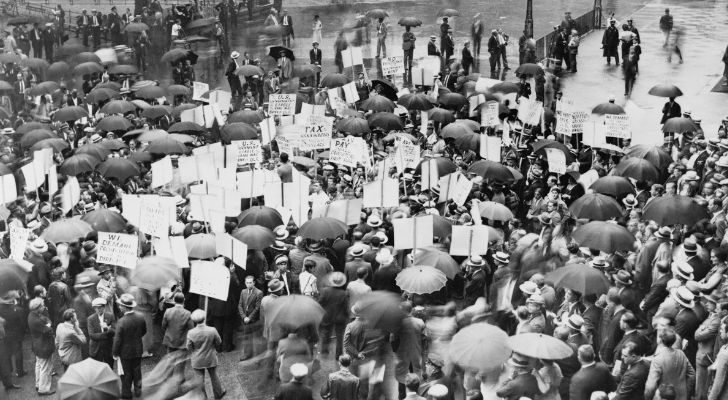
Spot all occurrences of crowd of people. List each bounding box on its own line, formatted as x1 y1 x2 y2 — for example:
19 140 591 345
0 1 727 400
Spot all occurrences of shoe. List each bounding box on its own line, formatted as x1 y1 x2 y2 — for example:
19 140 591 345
134 388 142 397
16 371 27 377
141 352 153 358
5 384 21 390
215 390 227 399
38 390 56 396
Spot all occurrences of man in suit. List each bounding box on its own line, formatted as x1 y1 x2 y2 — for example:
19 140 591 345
280 9 294 47
13 72 27 113
375 17 387 58
90 10 102 48
309 42 322 87
673 287 700 364
612 312 651 372
570 345 615 400
613 342 649 400
320 355 360 400
471 14 483 57
427 35 441 57
402 26 415 79
461 42 474 75
87 297 115 367
636 227 670 291
496 353 540 400
355 72 370 102
644 329 695 400
207 261 239 352
238 275 263 360
108 7 122 45
318 272 348 358
614 270 641 314
684 238 709 281
393 302 426 398
278 51 293 82
41 24 55 63
661 97 681 124
344 245 372 283
640 260 671 323
113 293 147 399
439 17 450 52
67 89 81 106
187 309 226 399
275 363 314 400
226 51 243 97
581 293 602 352
600 289 627 366
464 256 487 306
694 293 723 400
30 22 43 59
566 314 589 350
487 29 501 73
160 293 193 354
27 298 54 395
442 29 454 64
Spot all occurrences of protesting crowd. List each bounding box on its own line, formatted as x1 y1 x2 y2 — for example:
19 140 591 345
0 2 727 400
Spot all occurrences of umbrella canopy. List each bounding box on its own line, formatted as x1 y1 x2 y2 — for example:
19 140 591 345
53 106 88 122
20 129 55 148
0 52 20 64
99 139 128 151
85 88 120 104
59 358 120 400
449 323 511 372
235 64 265 77
123 22 150 33
228 110 263 124
145 137 189 155
232 225 275 250
590 175 634 198
0 80 12 91
591 143 625 156
220 122 257 141
416 157 457 177
413 247 459 279
31 138 69 153
81 209 127 233
42 218 94 243
100 100 136 115
75 143 112 160
169 133 195 144
506 333 574 360
128 151 153 163
662 116 698 133
268 45 295 61
135 85 167 100
16 121 50 134
428 107 455 123
515 63 542 76
478 201 514 221
371 79 398 101
360 94 396 112
625 144 671 170
185 234 217 259
396 266 447 294
134 129 169 142
96 158 140 182
489 81 520 94
398 17 422 26
468 160 518 183
544 263 612 296
60 154 101 175
398 93 434 111
439 92 467 109
355 291 406 331
7 15 36 25
368 112 403 131
366 9 389 18
0 265 24 296
131 257 180 290
21 57 49 72
336 117 370 136
569 193 623 220
290 156 317 168
454 132 481 152
382 132 417 143
266 295 325 329
166 84 191 97
429 214 453 237
141 105 172 120
532 139 575 163
28 81 60 97
298 217 348 240
441 123 473 140
648 84 683 98
169 121 205 134
237 206 283 230
293 64 321 78
591 102 626 115
642 195 710 226
160 48 195 64
613 158 660 182
96 81 123 91
96 115 132 132
438 8 459 16
70 52 101 64
73 61 104 76
572 221 636 253
321 73 351 89
454 119 481 131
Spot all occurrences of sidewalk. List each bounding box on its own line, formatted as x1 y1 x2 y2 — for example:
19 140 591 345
558 0 728 138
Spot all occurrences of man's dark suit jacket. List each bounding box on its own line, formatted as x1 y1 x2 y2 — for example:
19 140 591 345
112 311 146 359
274 380 314 400
613 359 649 400
87 311 115 357
569 362 615 400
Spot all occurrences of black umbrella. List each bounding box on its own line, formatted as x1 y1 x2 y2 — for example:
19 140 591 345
371 79 398 101
268 46 295 61
398 17 422 27
398 93 434 111
648 84 683 98
591 102 625 115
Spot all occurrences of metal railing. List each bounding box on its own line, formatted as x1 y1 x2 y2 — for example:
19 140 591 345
534 9 596 61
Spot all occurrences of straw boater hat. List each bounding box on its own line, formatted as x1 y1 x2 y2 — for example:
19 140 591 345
590 256 608 269
622 194 638 209
268 279 284 293
230 51 240 59
92 297 107 308
566 314 584 331
493 251 509 265
653 226 672 239
350 245 365 257
683 238 698 255
508 353 531 368
538 212 552 226
674 262 694 281
467 255 486 267
519 281 540 296
673 286 695 308
526 293 545 305
74 276 95 290
290 363 308 379
273 225 289 240
367 214 383 228
29 238 48 254
327 272 346 287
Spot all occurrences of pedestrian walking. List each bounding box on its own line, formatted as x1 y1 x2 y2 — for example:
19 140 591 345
497 29 510 70
375 17 387 58
602 19 620 66
568 29 580 72
667 27 683 64
187 309 227 399
281 10 294 47
275 364 314 400
660 8 673 47
461 42 474 75
471 14 483 58
487 30 501 73
161 292 193 354
623 53 637 97
620 24 635 68
227 51 243 97
312 15 323 45
27 298 54 395
88 297 115 368
238 275 264 360
320 355 360 400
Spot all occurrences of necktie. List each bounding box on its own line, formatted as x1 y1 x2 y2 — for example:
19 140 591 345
19 81 24 93
283 17 287 26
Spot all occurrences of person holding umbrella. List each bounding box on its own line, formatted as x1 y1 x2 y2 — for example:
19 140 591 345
226 51 244 97
402 26 416 80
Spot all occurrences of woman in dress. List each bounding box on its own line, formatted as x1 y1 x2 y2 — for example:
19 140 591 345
312 15 323 45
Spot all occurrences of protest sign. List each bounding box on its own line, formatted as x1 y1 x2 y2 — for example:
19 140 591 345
449 225 491 256
479 135 501 161
312 199 363 225
555 111 573 136
214 233 248 269
21 160 43 191
260 117 277 145
283 172 311 227
394 140 420 173
438 172 462 203
191 81 210 102
545 148 567 174
0 174 16 205
363 178 399 208
9 225 29 261
47 165 57 198
582 120 607 147
341 46 364 68
381 56 405 76
151 156 174 188
411 68 435 86
300 115 334 150
604 114 631 139
572 111 589 134
207 90 232 114
138 196 170 237
420 111 429 134
419 158 439 192
517 99 543 126
97 232 138 269
474 77 501 92
60 177 80 215
153 236 190 268
190 260 230 301
482 101 500 127
342 82 359 104
392 216 434 250
329 137 358 168
451 176 474 207
233 140 263 165
268 94 297 116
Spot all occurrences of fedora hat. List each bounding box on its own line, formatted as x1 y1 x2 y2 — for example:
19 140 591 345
653 226 672 239
117 293 137 309
273 225 289 240
683 170 699 181
673 286 695 308
674 262 694 281
327 271 346 287
614 270 633 286
526 293 545 305
683 238 698 254
493 251 510 265
566 314 584 331
268 279 284 293
519 281 540 296
508 353 531 368
98 264 114 275
74 276 95 289
307 241 323 252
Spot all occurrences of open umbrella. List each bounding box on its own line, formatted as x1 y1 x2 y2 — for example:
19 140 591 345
398 93 433 111
438 92 467 109
160 48 194 64
0 265 24 296
591 102 626 115
267 295 325 329
268 45 295 61
336 117 370 136
232 225 275 250
366 9 389 18
438 8 459 16
228 109 263 124
7 15 36 25
0 53 20 64
642 195 710 226
220 123 257 141
441 122 472 139
428 107 455 123
592 143 625 156
145 137 189 155
371 79 398 101
396 266 447 294
468 160 517 183
544 263 611 296
76 143 112 160
53 106 88 122
123 22 150 33
85 88 120 104
97 81 122 91
100 100 136 115
128 151 153 163
237 206 283 230
413 247 459 279
625 144 671 170
70 52 102 64
454 132 480 152
298 217 348 240
321 73 351 89
478 201 514 221
355 291 406 331
185 233 217 259
506 333 574 360
132 129 169 142
572 221 636 253
590 175 634 198
58 358 120 400
0 80 12 91
16 121 50 134
569 193 623 220
166 84 191 97
382 132 417 143
489 81 520 94
449 323 511 372
613 158 659 182
96 115 132 132
235 64 265 77
648 84 683 98
169 121 205 134
42 218 94 243
99 139 128 152
73 61 104 76
417 157 457 176
293 64 321 79
20 129 55 148
96 158 140 182
360 94 396 112
515 63 542 76
141 105 173 120
21 57 49 72
31 138 69 153
398 17 422 27
454 119 481 132
662 117 698 133
290 156 317 168
47 61 70 80
131 257 180 290
532 139 576 163
135 85 167 100
186 17 217 30
368 112 403 131
60 154 101 176
81 209 127 232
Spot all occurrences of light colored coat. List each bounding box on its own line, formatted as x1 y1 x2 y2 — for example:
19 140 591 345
644 347 695 400
186 324 221 369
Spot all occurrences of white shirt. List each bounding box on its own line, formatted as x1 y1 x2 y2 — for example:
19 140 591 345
171 23 181 36
282 16 288 26
308 190 329 209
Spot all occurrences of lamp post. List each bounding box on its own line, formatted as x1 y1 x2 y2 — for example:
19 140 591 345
525 0 533 38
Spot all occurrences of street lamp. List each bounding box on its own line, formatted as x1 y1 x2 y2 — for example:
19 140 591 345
525 0 533 38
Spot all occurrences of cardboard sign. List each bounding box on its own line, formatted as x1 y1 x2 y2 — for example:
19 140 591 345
451 176 474 207
438 172 462 203
545 148 567 174
556 111 573 136
394 140 421 173
449 225 491 256
342 82 360 104
260 116 277 145
482 102 500 127
419 158 439 192
411 68 435 86
474 77 501 92
329 137 358 168
341 46 364 68
9 225 29 261
300 115 334 150
572 111 588 134
61 176 80 214
21 160 43 191
276 135 295 155
312 198 363 225
215 232 248 269
0 174 16 205
479 135 501 161
517 99 543 126
151 156 173 188
153 236 190 268
582 121 607 147
392 215 434 250
138 196 171 237
268 94 297 116
363 178 399 208
189 260 230 301
604 114 631 139
233 140 263 165
381 56 405 76
191 81 210 102
207 89 233 114
97 232 138 269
